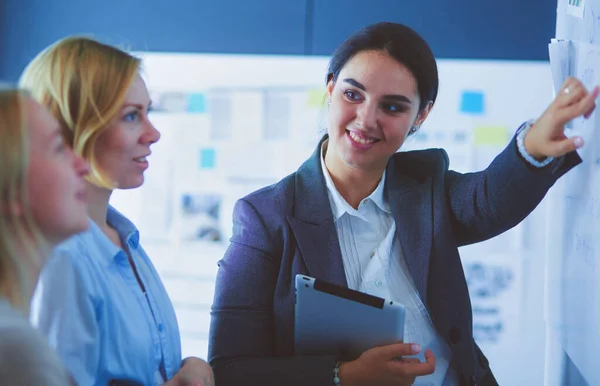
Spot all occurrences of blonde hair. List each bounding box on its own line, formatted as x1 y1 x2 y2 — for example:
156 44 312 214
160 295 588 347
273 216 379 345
19 36 141 189
0 88 45 312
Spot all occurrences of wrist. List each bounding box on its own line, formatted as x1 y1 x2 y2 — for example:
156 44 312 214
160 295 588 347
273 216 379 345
523 130 546 160
338 361 359 386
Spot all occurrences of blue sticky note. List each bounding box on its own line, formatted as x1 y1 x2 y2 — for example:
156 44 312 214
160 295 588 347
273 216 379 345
460 91 485 114
199 148 216 169
187 93 207 113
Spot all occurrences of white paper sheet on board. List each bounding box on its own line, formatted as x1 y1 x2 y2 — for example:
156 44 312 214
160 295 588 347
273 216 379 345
567 0 586 19
545 39 600 386
548 39 573 93
567 41 600 160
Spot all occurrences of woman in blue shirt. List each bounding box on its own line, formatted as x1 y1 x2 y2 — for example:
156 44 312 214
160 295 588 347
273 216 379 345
20 37 214 386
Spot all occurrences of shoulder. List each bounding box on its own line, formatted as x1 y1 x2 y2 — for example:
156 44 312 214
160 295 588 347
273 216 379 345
0 314 48 355
390 148 449 177
39 225 101 292
53 219 97 258
237 172 297 216
0 311 70 385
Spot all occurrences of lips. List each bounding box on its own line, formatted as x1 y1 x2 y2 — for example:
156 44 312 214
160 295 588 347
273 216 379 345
347 130 379 144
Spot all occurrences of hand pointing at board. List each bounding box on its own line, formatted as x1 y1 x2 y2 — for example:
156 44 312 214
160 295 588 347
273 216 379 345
525 77 600 159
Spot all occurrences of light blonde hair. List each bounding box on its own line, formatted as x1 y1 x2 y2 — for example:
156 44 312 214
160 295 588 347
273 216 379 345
19 36 141 189
0 88 45 312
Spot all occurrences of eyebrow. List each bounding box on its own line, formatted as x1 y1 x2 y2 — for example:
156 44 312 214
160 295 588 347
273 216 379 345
122 101 152 110
343 78 412 104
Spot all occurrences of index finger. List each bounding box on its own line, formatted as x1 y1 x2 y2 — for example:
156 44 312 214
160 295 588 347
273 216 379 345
561 85 600 122
390 348 436 377
373 343 421 359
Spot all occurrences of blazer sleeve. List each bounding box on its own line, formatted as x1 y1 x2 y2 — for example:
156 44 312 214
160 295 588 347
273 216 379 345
208 198 338 386
444 131 581 246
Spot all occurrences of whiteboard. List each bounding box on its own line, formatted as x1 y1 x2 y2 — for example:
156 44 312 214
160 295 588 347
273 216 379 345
546 1 600 384
107 51 555 383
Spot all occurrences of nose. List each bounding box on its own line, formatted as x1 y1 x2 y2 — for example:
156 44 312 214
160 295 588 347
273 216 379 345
356 100 378 130
142 119 161 145
72 151 90 177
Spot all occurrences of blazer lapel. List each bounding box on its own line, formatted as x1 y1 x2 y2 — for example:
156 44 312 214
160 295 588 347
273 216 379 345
386 157 433 301
287 136 347 288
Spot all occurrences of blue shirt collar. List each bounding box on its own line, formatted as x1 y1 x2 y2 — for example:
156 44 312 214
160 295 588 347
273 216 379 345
88 205 140 264
106 205 140 248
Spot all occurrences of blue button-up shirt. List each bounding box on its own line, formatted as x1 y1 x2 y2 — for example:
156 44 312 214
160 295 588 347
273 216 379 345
31 206 182 386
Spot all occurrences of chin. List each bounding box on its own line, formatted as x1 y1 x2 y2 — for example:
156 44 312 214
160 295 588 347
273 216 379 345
76 219 90 233
120 177 145 190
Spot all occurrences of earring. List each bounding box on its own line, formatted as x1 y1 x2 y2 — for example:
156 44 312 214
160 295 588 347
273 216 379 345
327 100 331 107
410 126 419 134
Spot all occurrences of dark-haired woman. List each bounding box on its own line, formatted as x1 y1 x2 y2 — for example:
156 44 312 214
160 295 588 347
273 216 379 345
208 22 597 386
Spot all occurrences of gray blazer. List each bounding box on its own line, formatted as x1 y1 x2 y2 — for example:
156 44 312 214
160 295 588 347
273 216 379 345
209 130 579 386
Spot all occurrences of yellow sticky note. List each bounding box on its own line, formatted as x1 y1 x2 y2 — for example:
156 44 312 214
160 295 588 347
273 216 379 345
474 126 509 146
306 88 326 108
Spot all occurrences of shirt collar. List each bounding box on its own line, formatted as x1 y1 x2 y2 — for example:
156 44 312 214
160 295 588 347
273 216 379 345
87 205 140 264
106 205 140 248
320 140 390 221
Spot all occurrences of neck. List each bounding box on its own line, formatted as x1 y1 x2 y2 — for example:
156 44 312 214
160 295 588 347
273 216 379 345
85 182 112 231
324 144 385 209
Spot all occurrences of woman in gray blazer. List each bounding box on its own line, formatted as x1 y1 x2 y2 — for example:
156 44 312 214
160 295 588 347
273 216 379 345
208 22 597 386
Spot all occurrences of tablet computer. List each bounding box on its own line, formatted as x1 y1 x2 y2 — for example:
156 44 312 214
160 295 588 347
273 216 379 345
294 274 406 360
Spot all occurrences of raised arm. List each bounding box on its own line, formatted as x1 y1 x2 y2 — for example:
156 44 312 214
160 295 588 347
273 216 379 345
446 77 597 246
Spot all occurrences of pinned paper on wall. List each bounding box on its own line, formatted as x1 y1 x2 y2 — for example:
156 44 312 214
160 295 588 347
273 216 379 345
567 0 586 18
474 126 508 146
460 90 485 115
306 88 326 108
188 93 207 113
199 148 216 169
157 92 188 112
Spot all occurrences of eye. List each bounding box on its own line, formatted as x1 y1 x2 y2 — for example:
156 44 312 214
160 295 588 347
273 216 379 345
381 103 407 114
123 110 140 122
343 90 363 102
56 142 66 153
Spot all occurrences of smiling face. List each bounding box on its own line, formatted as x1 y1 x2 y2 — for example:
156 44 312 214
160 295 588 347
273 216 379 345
93 74 160 190
325 50 431 174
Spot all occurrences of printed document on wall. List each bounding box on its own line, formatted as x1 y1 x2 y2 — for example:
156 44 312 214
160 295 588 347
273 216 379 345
545 40 600 386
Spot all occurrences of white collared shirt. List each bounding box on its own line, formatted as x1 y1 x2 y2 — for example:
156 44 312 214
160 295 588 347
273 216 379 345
320 143 458 386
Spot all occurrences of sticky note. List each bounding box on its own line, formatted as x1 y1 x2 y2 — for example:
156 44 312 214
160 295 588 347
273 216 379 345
474 126 509 146
199 148 216 169
187 93 207 113
460 91 485 115
306 88 327 108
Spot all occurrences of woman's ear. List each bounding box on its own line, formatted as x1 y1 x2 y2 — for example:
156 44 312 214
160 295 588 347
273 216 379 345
326 78 335 107
414 100 434 127
408 101 434 137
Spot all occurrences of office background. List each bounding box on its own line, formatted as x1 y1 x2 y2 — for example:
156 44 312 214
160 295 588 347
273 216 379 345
0 1 577 385
0 0 555 81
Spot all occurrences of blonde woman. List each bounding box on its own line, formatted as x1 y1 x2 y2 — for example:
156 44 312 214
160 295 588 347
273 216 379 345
0 87 89 385
21 37 214 386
